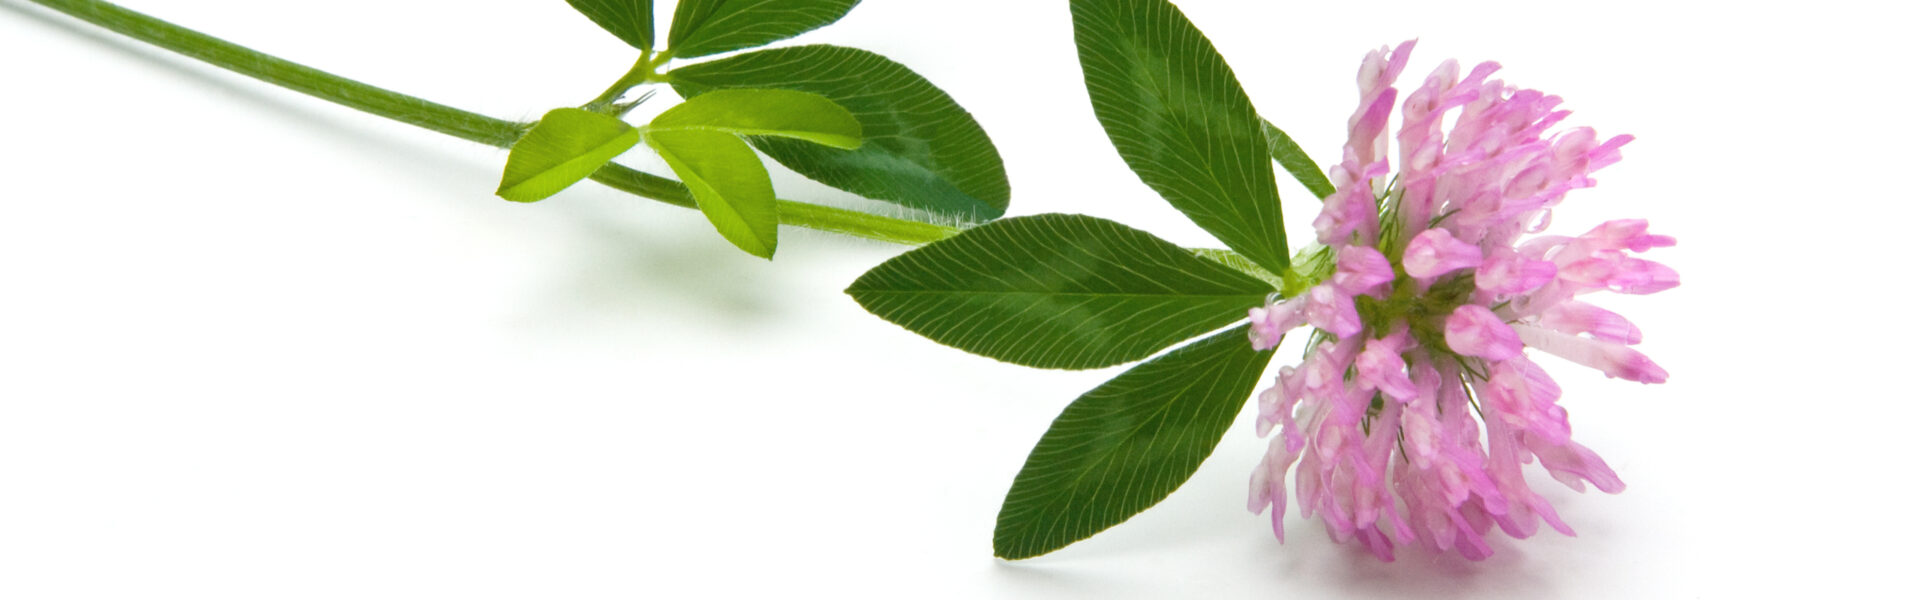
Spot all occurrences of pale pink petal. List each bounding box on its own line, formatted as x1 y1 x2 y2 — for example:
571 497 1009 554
1247 296 1307 350
1357 525 1397 562
1524 434 1625 494
1255 366 1309 443
1503 164 1553 200
1314 184 1374 245
1254 382 1284 438
1481 414 1575 538
1305 285 1363 337
1558 253 1619 288
1482 357 1571 444
1249 435 1303 541
1581 219 1676 253
1477 247 1557 296
1356 335 1418 402
1333 246 1396 296
1538 301 1642 344
1517 234 1573 261
1608 257 1680 294
1549 127 1598 176
1397 359 1445 467
1512 324 1669 383
1400 403 1440 467
1444 304 1522 360
1588 134 1633 171
1300 336 1360 398
1384 40 1416 84
1315 161 1389 244
1480 365 1534 430
1400 59 1459 129
1404 229 1485 278
1350 93 1397 165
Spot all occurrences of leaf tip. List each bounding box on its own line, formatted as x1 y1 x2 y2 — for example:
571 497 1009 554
494 184 548 203
722 223 777 260
737 219 779 260
991 522 1052 561
990 532 1022 561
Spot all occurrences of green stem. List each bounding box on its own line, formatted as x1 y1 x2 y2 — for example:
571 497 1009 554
587 49 666 110
22 0 960 247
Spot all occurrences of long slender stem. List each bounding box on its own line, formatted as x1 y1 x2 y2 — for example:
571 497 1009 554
21 0 959 247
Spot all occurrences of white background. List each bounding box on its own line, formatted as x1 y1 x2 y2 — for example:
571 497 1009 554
1 0 1912 597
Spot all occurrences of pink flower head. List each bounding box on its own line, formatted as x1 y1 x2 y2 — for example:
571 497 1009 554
1245 41 1674 561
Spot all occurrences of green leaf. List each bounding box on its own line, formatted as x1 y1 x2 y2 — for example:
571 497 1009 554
567 0 655 50
1069 0 1290 276
667 0 859 59
497 108 640 203
644 129 779 258
993 324 1275 559
649 88 861 149
1261 119 1335 200
847 214 1271 370
670 45 1010 221
1191 248 1287 291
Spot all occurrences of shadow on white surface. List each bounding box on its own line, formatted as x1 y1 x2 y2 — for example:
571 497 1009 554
5 0 820 338
972 401 1610 598
0 0 494 187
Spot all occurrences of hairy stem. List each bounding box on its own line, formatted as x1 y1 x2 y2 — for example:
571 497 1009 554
587 49 674 112
21 0 959 247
